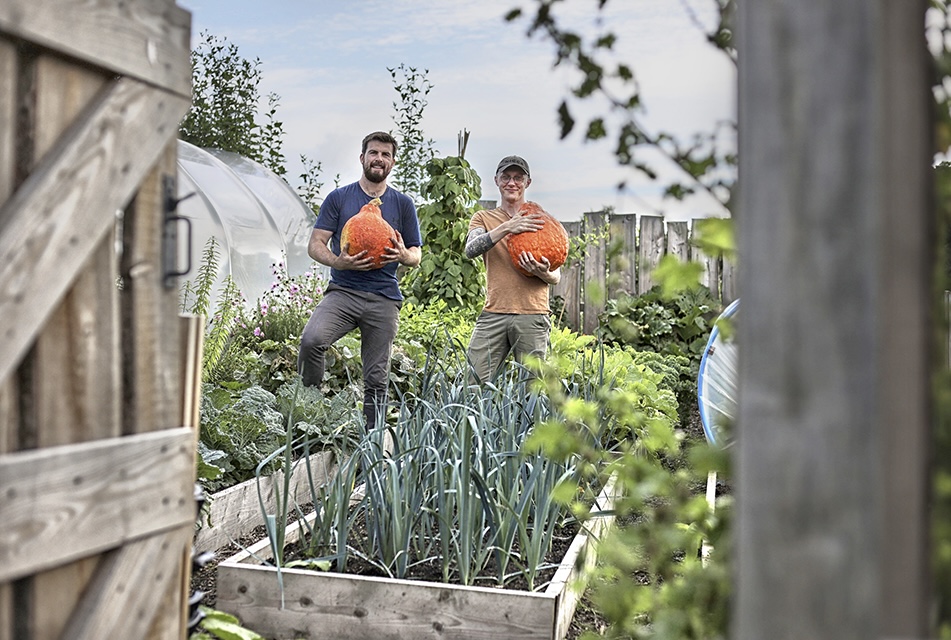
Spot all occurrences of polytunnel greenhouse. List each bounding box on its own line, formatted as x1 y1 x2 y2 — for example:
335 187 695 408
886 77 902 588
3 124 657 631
175 140 322 305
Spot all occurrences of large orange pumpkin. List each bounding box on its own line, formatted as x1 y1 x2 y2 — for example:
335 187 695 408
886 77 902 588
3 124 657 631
340 197 396 269
507 201 569 277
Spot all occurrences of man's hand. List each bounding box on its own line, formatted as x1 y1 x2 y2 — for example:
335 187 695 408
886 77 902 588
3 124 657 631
380 231 421 268
380 231 408 265
337 244 377 271
517 251 561 284
505 210 545 235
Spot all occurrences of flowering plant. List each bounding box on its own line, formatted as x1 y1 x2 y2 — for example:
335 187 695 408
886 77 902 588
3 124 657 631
240 261 326 345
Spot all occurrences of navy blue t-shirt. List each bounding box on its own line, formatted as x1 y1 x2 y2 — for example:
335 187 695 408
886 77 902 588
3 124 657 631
315 182 421 301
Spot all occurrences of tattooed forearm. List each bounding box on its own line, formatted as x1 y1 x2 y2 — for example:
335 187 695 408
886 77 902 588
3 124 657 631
465 228 496 259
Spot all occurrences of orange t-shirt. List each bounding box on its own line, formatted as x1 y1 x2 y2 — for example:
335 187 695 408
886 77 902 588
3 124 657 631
469 208 551 314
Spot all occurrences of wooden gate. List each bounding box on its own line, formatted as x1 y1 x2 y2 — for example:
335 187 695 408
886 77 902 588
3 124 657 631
0 2 197 639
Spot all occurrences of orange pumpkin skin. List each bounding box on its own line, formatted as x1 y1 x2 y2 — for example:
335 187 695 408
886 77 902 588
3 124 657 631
507 202 569 277
340 197 396 269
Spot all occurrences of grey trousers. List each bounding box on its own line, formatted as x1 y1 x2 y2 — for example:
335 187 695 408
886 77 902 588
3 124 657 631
467 311 550 384
298 284 401 428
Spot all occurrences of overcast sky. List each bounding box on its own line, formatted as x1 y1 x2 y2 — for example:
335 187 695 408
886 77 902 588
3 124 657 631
179 0 736 222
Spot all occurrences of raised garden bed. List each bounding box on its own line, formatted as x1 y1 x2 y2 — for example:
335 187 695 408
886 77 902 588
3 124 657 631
215 474 619 640
195 451 337 554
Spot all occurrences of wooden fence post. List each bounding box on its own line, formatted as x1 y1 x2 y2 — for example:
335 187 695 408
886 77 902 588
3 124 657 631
637 215 665 294
554 220 582 330
608 213 637 298
582 211 608 335
735 1 932 638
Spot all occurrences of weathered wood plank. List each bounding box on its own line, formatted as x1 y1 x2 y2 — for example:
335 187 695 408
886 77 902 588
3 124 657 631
0 428 196 582
0 77 189 384
548 473 618 640
180 314 205 431
30 560 98 640
735 0 931 637
17 52 117 640
0 0 191 98
0 39 13 210
721 253 737 303
32 56 120 448
877 2 932 633
121 142 183 434
667 221 689 263
552 220 581 331
218 563 556 640
690 220 721 298
582 211 607 334
606 213 635 298
195 452 336 553
637 215 665 294
0 584 8 640
61 526 193 640
0 39 16 458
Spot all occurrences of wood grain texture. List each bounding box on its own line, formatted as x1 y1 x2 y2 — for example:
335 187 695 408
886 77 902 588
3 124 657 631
734 0 931 637
636 215 665 295
0 0 191 98
0 428 196 582
0 39 13 209
120 142 184 435
608 213 637 297
551 220 582 331
582 211 607 335
61 527 192 640
32 56 120 448
548 473 618 640
195 452 336 554
0 40 16 458
666 221 689 264
14 51 116 640
218 563 557 640
0 77 189 384
219 475 622 640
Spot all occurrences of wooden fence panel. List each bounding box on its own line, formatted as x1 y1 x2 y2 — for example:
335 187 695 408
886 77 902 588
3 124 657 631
609 213 637 297
553 220 582 331
24 54 119 639
735 0 931 636
637 215 666 294
667 221 690 263
722 256 737 303
0 37 13 640
0 0 191 97
582 211 608 334
0 3 194 639
554 213 734 334
691 233 721 299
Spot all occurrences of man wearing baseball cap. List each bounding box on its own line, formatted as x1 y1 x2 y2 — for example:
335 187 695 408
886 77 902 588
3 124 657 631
464 155 561 384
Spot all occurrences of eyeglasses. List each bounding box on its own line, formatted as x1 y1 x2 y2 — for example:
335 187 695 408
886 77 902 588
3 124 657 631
498 174 528 185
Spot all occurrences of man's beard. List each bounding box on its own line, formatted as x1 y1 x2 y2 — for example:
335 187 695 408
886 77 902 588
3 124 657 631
364 163 389 183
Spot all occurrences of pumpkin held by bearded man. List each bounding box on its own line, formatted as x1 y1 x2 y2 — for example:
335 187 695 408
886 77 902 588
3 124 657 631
507 201 569 277
340 197 396 269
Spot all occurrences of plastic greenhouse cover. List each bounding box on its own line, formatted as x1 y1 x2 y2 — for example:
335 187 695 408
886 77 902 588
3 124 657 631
176 140 322 307
697 298 739 448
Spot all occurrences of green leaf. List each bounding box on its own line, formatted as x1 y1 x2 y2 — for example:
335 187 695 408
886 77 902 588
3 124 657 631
692 217 736 261
198 607 265 640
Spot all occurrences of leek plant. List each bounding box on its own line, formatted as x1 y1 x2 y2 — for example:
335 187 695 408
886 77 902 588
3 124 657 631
260 335 679 591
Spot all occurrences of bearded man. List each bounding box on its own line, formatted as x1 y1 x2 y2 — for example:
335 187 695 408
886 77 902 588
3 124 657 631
298 131 422 429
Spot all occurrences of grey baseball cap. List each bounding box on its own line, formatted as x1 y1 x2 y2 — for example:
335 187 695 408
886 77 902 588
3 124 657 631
496 155 530 177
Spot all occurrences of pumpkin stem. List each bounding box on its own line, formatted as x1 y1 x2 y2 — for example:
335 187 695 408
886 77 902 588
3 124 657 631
369 197 382 206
